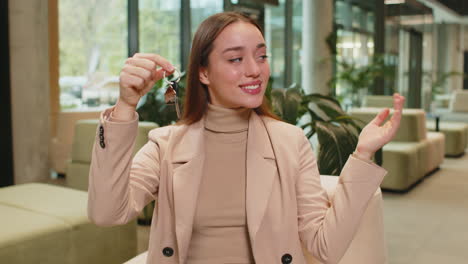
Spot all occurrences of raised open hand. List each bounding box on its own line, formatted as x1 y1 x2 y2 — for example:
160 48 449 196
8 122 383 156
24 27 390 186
354 93 406 160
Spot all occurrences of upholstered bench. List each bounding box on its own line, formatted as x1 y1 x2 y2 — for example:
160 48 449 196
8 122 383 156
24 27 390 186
0 183 137 264
426 121 468 156
380 132 445 191
124 175 387 264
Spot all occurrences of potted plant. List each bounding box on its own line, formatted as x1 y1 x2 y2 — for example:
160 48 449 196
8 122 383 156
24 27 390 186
328 55 395 109
268 85 379 175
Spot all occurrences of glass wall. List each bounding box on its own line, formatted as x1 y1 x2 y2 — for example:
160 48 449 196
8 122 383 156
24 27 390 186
265 0 285 88
334 0 376 107
139 0 181 69
59 0 300 110
292 0 303 88
59 0 127 110
191 0 223 36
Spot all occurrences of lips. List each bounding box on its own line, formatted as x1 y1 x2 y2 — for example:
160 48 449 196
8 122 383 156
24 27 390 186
239 80 262 95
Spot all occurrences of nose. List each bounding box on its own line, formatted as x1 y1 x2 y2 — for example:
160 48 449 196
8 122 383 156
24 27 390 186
244 56 261 78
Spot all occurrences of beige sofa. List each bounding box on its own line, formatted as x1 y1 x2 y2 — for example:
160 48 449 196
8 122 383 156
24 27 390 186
350 108 445 191
0 183 137 264
426 121 468 156
124 175 387 264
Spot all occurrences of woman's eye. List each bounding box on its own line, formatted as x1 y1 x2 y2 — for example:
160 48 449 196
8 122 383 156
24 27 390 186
229 57 242 63
259 55 269 60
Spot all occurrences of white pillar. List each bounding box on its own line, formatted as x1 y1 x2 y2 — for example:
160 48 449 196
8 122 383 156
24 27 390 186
302 0 333 95
437 23 464 93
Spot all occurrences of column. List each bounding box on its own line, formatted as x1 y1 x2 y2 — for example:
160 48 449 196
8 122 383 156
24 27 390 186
301 0 333 95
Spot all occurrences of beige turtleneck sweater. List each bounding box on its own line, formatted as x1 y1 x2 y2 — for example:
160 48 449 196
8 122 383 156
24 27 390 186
186 104 255 264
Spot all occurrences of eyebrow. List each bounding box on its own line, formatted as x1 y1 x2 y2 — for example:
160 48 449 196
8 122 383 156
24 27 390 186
222 43 267 53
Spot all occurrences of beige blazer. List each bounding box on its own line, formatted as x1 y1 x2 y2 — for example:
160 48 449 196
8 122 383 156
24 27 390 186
88 108 387 264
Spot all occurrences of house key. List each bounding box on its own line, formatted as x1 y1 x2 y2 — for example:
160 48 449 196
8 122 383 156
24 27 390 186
163 68 181 118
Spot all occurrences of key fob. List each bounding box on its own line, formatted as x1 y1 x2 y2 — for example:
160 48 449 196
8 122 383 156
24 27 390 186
164 84 177 104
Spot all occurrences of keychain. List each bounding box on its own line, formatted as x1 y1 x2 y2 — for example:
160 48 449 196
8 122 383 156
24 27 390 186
163 68 181 118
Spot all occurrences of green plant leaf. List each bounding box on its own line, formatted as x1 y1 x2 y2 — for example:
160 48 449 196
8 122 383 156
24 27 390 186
315 121 359 175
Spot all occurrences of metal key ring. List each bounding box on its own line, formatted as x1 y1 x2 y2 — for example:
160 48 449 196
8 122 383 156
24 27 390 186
162 67 181 85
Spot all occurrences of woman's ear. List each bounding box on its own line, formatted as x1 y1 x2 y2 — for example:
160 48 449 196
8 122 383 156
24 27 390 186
199 67 210 86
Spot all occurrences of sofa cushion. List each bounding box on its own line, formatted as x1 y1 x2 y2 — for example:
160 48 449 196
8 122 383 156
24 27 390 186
363 95 394 108
0 183 137 264
0 204 69 248
65 162 91 191
426 121 467 156
381 142 421 190
0 204 70 264
426 132 445 172
0 183 88 226
350 108 427 142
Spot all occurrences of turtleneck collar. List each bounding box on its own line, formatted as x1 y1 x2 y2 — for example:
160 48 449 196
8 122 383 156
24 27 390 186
204 103 252 133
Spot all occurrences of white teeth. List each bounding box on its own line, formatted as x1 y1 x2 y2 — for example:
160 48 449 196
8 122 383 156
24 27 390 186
243 84 260 90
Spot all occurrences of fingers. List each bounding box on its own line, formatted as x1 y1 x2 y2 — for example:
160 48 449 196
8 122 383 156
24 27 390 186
389 106 403 135
120 72 145 89
122 64 152 81
393 93 405 111
153 68 167 82
124 53 175 82
134 53 175 74
371 108 390 126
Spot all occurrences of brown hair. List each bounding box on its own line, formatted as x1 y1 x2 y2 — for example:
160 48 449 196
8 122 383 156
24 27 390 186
178 11 279 125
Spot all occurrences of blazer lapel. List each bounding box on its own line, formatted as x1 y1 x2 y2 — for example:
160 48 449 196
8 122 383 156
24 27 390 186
171 119 205 263
246 113 277 246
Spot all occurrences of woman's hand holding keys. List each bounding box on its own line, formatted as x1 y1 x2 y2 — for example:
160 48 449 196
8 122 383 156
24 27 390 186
114 53 174 120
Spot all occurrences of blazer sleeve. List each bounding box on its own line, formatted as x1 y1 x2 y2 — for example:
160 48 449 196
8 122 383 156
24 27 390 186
295 131 387 264
87 108 161 227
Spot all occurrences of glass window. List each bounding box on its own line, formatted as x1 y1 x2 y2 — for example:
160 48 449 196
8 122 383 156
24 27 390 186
335 0 351 27
59 0 127 110
265 0 285 88
139 0 181 69
352 5 364 29
292 0 303 88
191 0 223 37
367 11 375 33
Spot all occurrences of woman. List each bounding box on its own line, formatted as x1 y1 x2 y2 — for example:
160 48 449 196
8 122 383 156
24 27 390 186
88 12 404 264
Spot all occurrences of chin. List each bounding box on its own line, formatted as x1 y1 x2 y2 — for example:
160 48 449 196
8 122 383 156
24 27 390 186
239 96 264 109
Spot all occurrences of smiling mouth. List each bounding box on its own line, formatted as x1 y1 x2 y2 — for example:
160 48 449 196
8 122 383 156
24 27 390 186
243 84 260 90
239 82 262 95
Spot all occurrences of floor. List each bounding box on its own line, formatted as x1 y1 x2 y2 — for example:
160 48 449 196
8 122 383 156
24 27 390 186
382 151 468 264
133 152 468 263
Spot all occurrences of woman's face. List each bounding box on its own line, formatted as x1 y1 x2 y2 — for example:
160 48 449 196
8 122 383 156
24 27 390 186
199 21 270 109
